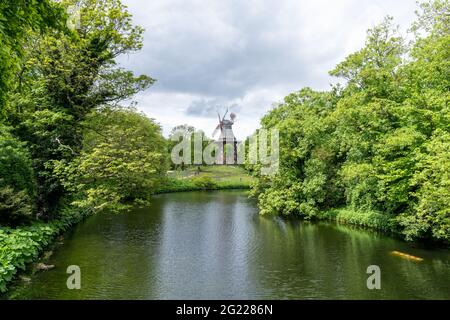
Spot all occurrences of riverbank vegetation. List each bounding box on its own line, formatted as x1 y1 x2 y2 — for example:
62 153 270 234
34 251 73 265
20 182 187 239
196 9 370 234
0 0 170 292
249 0 449 244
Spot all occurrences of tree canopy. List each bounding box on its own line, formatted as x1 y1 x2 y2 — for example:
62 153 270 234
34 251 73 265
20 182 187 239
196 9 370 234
0 0 65 113
0 0 165 224
250 0 450 243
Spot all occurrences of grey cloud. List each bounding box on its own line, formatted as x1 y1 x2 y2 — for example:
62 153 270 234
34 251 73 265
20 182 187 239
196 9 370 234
121 0 418 98
119 0 418 137
185 99 241 118
119 0 332 98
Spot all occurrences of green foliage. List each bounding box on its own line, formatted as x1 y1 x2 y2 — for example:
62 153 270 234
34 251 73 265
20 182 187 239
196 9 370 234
0 0 167 293
10 110 77 217
0 126 36 225
156 177 249 194
9 0 151 119
0 206 91 293
0 187 33 225
252 0 450 243
53 108 168 212
191 176 218 190
0 126 35 194
330 16 406 100
0 0 65 112
398 130 450 241
318 209 396 233
249 88 342 218
4 0 154 218
168 125 214 170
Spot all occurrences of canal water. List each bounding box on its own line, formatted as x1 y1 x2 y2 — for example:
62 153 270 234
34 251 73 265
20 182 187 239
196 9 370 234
12 191 450 299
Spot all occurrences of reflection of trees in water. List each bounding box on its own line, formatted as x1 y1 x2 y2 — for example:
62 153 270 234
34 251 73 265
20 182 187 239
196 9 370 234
249 216 450 299
14 192 450 299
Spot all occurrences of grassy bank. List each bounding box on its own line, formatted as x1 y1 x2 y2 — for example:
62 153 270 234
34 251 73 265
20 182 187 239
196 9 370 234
157 165 255 193
0 207 92 293
317 208 397 234
313 208 449 246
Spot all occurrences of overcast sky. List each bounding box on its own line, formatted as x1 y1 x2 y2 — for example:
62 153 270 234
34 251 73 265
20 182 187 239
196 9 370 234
118 0 418 139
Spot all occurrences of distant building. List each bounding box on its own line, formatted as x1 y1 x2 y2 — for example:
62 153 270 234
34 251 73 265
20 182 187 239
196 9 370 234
213 113 239 165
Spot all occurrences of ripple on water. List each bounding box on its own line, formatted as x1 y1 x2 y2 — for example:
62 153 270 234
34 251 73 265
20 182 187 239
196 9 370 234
11 191 450 300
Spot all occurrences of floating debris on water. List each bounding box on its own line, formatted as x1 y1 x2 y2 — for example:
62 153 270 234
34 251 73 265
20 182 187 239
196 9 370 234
43 250 53 260
36 263 55 271
390 251 424 262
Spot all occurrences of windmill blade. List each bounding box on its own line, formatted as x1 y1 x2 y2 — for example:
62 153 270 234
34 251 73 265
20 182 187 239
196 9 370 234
212 124 221 137
217 111 224 128
222 108 229 121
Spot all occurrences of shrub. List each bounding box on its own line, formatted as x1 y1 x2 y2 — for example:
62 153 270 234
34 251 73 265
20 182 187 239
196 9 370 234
0 186 33 225
0 126 35 195
0 206 91 293
191 176 218 190
319 208 396 233
0 126 36 225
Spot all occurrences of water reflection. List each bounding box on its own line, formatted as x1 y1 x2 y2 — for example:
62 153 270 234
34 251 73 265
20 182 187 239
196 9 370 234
11 191 450 300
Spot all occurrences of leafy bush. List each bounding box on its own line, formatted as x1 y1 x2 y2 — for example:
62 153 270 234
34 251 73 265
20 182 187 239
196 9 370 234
0 206 90 293
53 108 168 213
0 126 35 195
398 130 450 241
0 187 33 225
319 209 396 233
0 126 36 225
191 176 218 190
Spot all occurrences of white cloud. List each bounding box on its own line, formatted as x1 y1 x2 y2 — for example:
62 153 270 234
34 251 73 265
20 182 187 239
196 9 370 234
118 0 418 139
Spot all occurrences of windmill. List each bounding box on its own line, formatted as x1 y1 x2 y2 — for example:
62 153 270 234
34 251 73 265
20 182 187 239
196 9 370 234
212 109 238 165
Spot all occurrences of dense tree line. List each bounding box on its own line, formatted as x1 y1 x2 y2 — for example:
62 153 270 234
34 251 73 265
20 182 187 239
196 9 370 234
0 0 167 226
167 124 216 170
250 0 449 243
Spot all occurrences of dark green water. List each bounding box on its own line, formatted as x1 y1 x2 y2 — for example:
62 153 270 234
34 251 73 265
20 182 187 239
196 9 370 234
12 191 450 299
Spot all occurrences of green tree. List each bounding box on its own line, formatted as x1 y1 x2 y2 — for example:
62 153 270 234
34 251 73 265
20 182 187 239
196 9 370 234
0 0 64 113
251 0 450 243
54 108 168 212
168 125 212 170
8 0 153 217
0 125 36 224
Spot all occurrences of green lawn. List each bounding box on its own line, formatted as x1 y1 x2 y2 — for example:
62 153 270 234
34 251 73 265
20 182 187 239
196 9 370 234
161 165 256 193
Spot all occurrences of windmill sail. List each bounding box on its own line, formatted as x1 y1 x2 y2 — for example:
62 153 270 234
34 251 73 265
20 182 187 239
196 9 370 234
212 124 221 137
222 108 229 121
212 111 223 137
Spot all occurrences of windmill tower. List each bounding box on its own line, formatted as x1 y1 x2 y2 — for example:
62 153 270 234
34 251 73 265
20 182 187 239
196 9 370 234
212 109 238 165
